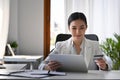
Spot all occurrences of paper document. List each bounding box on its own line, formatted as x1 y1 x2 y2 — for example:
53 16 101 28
9 70 66 78
49 54 88 72
30 70 66 76
10 70 48 78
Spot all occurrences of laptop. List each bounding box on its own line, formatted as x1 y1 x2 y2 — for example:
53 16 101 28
7 44 15 56
6 44 41 58
4 44 42 63
49 54 88 72
1 44 42 70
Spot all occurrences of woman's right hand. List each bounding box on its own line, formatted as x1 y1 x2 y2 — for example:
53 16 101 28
44 61 61 71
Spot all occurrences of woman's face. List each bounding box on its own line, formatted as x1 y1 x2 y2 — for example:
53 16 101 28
68 19 87 41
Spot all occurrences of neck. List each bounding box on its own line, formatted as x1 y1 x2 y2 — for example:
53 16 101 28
73 39 82 46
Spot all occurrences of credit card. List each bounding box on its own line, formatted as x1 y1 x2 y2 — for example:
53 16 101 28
93 54 103 60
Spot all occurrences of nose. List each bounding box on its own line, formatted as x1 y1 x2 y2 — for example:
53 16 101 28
76 29 81 34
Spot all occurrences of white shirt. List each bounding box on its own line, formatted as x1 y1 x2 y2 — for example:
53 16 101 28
38 37 112 70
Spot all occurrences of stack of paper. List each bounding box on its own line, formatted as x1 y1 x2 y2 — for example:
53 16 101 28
9 70 66 78
10 71 48 78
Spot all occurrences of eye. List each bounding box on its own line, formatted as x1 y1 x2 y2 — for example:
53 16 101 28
72 27 76 29
71 26 77 30
80 27 84 29
80 25 86 29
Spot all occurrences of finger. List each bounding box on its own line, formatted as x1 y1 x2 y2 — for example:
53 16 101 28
48 62 58 67
99 63 106 68
96 61 105 67
96 61 107 70
50 62 61 68
48 62 61 71
47 62 55 70
95 59 106 63
52 63 62 69
46 64 53 71
50 61 61 66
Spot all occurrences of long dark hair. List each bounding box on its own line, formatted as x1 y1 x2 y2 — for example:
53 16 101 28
68 12 87 27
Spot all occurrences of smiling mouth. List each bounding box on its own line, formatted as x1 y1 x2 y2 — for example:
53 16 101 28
76 35 81 37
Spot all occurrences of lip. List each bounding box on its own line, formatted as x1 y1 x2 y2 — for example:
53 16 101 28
76 35 81 37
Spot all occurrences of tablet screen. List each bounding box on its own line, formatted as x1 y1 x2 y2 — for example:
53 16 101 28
49 54 88 72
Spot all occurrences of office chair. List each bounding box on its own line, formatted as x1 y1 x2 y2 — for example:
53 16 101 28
50 33 99 52
55 33 99 44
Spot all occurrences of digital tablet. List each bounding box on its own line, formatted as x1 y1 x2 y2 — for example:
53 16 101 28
49 54 88 72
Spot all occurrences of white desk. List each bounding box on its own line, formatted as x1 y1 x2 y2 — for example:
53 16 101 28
0 64 26 70
47 70 120 79
3 64 27 70
0 64 27 79
0 69 29 79
4 55 43 70
0 70 120 79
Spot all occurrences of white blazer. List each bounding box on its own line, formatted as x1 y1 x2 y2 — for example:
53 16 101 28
39 38 112 70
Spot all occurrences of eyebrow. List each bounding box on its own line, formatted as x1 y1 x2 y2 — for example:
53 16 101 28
72 25 85 28
72 26 76 27
80 25 85 27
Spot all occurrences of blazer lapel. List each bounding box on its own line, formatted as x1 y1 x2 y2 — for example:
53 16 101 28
84 38 93 67
61 38 72 54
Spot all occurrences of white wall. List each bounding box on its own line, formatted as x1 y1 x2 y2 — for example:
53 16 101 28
8 0 44 55
8 0 18 42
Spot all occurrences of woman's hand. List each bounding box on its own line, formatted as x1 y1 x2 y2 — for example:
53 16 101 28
95 58 108 70
44 61 62 71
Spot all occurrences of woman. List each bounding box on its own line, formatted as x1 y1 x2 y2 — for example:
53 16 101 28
39 12 112 71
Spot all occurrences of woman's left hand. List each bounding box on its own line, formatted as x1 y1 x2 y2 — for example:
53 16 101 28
95 58 107 70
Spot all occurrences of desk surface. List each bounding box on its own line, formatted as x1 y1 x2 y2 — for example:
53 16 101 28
3 64 26 70
0 70 120 79
0 64 27 79
47 70 120 79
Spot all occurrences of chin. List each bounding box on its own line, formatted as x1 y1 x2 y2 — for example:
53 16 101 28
72 36 83 40
76 36 84 40
75 37 82 40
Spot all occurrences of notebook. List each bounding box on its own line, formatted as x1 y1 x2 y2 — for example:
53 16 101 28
49 54 88 72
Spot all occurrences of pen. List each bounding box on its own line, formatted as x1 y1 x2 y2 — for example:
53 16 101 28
8 70 26 75
48 70 50 74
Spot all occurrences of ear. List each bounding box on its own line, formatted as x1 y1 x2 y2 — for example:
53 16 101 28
85 26 87 31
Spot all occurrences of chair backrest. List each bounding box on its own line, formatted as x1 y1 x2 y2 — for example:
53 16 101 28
55 34 99 43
